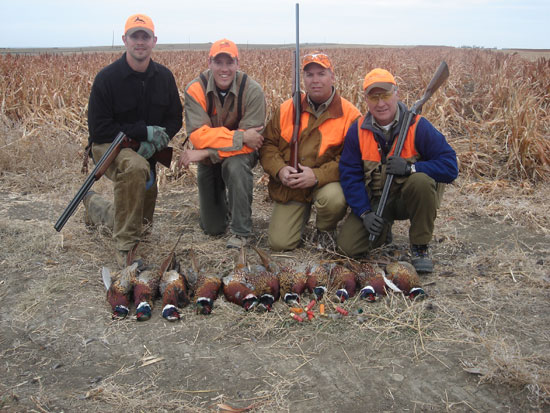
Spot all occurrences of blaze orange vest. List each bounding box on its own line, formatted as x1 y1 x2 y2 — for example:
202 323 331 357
357 114 420 162
278 95 356 157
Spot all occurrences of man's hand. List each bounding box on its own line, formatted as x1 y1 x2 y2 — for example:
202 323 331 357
362 211 384 238
137 141 155 160
243 126 264 151
147 126 170 152
386 156 411 176
177 149 210 168
278 164 317 189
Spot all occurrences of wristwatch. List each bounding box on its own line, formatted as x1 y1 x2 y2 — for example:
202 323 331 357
410 163 416 174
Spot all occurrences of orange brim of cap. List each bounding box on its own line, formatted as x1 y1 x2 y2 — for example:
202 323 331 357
302 52 333 70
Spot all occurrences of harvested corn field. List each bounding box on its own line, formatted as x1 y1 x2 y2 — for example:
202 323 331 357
0 46 549 412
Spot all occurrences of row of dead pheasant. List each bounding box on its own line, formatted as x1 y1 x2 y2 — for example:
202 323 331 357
102 246 426 321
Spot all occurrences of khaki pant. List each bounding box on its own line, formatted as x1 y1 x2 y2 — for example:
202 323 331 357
86 144 157 251
197 152 257 237
337 172 444 257
268 182 347 251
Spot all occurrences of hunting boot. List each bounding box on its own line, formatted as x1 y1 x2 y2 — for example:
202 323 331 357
410 244 433 274
115 244 144 270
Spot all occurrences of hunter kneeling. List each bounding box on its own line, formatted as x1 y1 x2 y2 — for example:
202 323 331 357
337 68 458 273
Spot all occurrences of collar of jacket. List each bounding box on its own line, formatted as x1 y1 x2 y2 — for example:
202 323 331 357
119 52 158 79
302 89 344 119
204 69 243 97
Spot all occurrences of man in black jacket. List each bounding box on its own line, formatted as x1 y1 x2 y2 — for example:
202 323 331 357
84 13 182 268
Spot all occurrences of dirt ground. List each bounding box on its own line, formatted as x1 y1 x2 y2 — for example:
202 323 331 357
1 154 549 413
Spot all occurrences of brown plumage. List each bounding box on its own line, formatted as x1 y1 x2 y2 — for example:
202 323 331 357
222 247 258 311
385 261 425 298
250 247 280 311
103 262 139 320
330 263 357 302
278 263 308 305
353 262 387 302
187 249 222 315
159 253 190 321
133 268 161 321
306 263 331 300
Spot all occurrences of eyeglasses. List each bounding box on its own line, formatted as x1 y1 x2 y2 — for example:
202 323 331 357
366 90 395 103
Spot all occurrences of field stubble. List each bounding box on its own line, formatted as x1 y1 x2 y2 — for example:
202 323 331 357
0 46 549 412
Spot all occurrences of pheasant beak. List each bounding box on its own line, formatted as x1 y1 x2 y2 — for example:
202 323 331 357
313 286 327 300
336 289 349 302
408 287 426 300
242 294 258 311
197 298 214 315
112 305 129 320
360 286 377 302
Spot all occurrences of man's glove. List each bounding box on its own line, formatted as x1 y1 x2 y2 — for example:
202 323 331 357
386 156 411 176
137 141 155 160
362 211 384 238
146 126 170 152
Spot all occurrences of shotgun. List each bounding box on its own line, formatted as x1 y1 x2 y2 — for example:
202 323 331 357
54 132 173 232
289 3 301 172
369 61 450 242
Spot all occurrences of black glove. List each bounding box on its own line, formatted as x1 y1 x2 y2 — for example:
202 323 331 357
362 212 384 238
386 156 411 176
146 126 170 152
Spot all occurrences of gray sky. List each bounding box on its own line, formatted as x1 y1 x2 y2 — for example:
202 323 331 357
1 0 548 49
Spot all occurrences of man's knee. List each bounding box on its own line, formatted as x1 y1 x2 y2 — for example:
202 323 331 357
269 232 299 252
315 183 346 214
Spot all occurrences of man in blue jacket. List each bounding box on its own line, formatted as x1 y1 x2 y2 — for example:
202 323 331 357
84 14 182 268
337 68 458 273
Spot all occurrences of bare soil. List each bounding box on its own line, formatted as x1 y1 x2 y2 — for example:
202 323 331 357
1 157 549 412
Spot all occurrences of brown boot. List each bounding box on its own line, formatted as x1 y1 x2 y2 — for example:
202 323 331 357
115 244 144 269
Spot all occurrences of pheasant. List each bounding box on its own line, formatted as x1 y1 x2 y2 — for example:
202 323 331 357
385 261 425 299
187 249 222 315
222 247 258 311
278 262 308 306
306 262 331 300
159 253 190 321
353 261 387 302
102 262 139 320
250 247 281 311
132 267 161 321
330 263 357 302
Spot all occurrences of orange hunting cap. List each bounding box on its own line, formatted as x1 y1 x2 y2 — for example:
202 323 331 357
363 68 397 93
124 14 155 37
302 52 333 71
209 39 239 59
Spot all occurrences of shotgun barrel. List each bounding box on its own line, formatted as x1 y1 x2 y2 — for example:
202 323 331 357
54 131 126 232
289 3 301 171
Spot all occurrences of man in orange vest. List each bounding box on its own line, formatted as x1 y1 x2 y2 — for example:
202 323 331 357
179 39 266 249
260 52 361 251
337 68 458 273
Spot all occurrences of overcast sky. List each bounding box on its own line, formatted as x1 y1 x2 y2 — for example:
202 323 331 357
1 0 548 49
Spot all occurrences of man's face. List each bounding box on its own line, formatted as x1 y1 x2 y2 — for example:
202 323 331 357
303 63 335 104
208 53 238 90
123 30 157 63
365 87 398 126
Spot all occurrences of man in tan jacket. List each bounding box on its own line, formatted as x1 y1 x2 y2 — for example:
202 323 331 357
180 39 266 248
260 52 360 251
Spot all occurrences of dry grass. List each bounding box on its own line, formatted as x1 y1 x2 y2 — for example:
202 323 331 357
1 47 549 185
1 46 550 411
